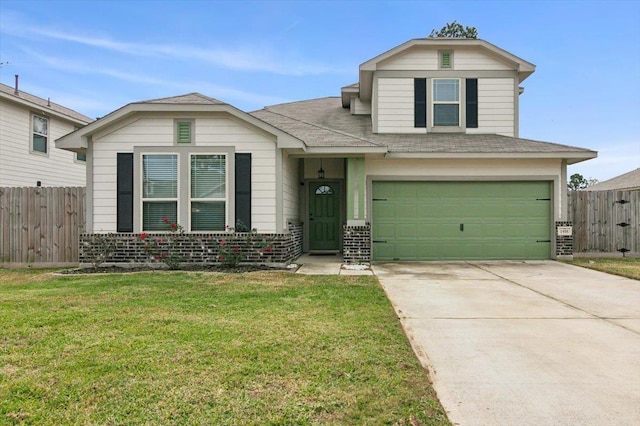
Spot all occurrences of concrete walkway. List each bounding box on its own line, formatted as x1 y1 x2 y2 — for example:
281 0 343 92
374 261 640 426
295 253 373 275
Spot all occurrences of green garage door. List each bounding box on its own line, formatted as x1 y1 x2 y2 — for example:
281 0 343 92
372 181 551 261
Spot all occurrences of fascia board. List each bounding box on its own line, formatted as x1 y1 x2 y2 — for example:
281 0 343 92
304 146 388 155
385 151 597 163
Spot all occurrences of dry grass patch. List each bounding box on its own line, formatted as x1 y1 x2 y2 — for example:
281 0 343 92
568 258 640 280
0 269 449 425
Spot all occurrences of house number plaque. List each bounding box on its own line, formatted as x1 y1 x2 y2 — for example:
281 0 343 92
557 226 572 236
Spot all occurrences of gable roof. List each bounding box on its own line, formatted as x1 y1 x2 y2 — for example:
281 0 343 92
56 92 304 152
252 97 596 163
355 38 536 102
584 168 640 191
142 92 226 105
0 82 93 124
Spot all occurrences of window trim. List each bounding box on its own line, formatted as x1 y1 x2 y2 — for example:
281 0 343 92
75 152 87 163
174 119 194 145
132 146 236 234
140 153 180 232
188 153 229 232
431 78 461 129
30 113 49 156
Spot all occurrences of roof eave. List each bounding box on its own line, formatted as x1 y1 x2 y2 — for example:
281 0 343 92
0 91 92 125
385 151 597 164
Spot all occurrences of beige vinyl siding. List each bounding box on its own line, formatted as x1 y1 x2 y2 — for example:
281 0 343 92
91 114 278 233
454 49 513 70
378 48 438 70
350 98 371 115
282 152 299 227
467 78 515 136
0 100 85 186
376 78 425 134
365 158 563 219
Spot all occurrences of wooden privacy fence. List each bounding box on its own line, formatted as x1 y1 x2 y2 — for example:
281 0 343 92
0 187 85 265
568 190 639 255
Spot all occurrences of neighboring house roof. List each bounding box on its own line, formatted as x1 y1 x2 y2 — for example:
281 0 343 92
584 168 640 191
56 93 305 152
251 97 596 163
0 82 93 124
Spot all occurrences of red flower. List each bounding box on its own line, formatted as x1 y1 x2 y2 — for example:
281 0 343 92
220 240 226 246
170 223 177 229
266 246 273 252
140 232 147 240
234 247 240 253
163 217 169 223
161 252 168 258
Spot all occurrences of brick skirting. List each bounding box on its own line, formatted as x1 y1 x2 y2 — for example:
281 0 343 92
80 222 303 267
343 224 371 264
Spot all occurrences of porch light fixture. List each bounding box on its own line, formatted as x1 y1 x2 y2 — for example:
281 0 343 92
317 160 325 179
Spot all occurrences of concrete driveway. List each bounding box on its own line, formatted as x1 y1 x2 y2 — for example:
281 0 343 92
374 261 640 426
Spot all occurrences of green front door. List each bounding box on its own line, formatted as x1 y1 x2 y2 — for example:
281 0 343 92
309 182 340 251
372 181 552 261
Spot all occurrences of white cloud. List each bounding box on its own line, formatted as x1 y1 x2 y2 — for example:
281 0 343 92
1 12 348 76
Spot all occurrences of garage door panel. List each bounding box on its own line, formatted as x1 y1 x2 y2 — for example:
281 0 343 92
372 181 551 261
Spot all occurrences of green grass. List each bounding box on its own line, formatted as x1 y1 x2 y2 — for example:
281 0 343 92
0 269 449 425
567 258 640 280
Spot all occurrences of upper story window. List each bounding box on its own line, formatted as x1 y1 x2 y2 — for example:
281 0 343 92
175 120 194 144
142 154 178 231
433 79 460 127
32 114 48 154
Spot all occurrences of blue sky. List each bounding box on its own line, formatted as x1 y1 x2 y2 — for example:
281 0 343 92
1 0 638 181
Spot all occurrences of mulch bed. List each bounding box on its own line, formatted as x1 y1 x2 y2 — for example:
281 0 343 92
60 264 296 274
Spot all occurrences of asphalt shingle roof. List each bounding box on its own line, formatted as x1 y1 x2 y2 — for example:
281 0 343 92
141 92 225 105
0 83 93 124
252 97 595 155
585 168 640 191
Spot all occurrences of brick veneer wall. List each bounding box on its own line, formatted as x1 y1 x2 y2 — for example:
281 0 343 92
80 221 303 267
555 221 573 259
343 224 371 264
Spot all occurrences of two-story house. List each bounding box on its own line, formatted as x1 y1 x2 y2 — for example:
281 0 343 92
0 79 92 187
57 38 596 264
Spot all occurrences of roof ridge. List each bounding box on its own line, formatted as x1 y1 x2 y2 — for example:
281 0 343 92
255 96 340 111
259 108 385 147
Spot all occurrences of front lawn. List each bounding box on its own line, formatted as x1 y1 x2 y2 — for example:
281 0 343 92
0 269 449 425
567 258 640 280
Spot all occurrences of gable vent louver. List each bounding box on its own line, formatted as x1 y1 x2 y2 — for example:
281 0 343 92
177 121 192 143
441 52 452 69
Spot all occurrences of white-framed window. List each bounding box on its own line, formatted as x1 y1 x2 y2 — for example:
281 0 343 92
190 154 227 231
76 152 87 162
432 79 460 126
32 114 48 154
141 154 178 231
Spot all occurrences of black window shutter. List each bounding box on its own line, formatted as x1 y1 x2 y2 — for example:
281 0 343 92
116 153 134 232
466 78 478 128
414 78 427 128
235 153 251 230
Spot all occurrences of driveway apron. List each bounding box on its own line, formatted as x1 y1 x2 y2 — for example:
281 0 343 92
374 261 640 426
